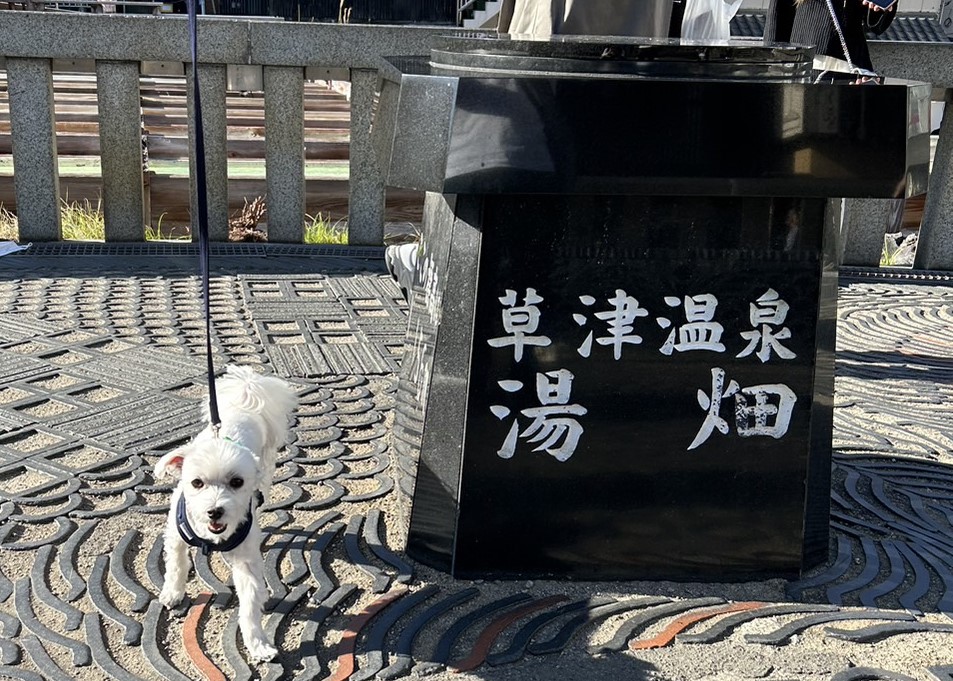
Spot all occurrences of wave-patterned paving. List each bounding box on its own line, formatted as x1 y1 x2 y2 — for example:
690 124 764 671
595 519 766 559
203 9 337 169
0 255 950 679
789 277 953 631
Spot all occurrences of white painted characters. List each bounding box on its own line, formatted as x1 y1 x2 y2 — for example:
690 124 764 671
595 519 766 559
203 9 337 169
689 367 797 450
658 293 726 355
574 291 649 359
491 369 587 462
737 288 797 362
487 288 552 362
486 285 801 455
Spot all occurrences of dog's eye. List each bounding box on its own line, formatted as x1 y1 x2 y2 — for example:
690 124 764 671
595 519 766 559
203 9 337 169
190 479 204 489
229 477 244 489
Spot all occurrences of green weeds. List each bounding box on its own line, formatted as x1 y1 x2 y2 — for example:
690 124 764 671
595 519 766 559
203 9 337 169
60 198 106 241
304 212 347 245
0 197 351 245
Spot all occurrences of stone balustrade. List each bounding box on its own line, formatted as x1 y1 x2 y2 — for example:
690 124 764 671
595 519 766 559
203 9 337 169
0 12 473 244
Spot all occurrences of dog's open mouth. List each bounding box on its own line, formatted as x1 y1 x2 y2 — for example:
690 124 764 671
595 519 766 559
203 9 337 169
208 522 227 535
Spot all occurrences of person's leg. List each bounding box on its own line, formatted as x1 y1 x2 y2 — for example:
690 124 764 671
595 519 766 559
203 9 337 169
497 0 515 33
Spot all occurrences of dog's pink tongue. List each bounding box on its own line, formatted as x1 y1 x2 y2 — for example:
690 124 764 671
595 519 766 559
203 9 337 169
209 522 226 534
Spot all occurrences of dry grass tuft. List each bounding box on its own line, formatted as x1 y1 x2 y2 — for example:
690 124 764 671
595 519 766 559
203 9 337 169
228 196 268 242
0 204 18 242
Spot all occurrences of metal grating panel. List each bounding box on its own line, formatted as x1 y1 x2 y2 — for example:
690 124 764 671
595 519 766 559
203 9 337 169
12 242 387 259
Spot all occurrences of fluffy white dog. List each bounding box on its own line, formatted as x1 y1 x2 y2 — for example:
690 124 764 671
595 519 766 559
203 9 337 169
155 365 297 663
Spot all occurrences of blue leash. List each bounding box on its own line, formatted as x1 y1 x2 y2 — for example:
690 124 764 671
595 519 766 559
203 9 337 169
185 0 221 431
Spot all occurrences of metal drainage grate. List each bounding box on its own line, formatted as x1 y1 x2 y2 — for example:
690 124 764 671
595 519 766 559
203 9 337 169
839 266 953 284
13 242 387 259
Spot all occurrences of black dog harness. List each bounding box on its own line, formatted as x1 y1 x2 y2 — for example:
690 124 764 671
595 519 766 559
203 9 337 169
176 491 264 556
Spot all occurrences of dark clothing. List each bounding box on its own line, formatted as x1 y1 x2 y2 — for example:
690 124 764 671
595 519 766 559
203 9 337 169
764 0 797 43
765 0 896 72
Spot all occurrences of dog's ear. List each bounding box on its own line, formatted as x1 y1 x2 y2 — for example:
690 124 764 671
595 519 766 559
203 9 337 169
155 445 189 480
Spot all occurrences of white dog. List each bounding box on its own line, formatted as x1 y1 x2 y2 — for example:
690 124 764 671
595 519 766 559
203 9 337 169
155 365 297 663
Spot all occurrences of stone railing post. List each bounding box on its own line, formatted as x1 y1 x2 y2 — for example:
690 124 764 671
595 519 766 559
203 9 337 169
97 60 147 241
6 57 61 241
187 63 229 241
348 68 386 246
263 65 305 243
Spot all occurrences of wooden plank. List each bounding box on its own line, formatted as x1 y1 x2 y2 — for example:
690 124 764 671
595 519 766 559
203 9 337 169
0 134 351 160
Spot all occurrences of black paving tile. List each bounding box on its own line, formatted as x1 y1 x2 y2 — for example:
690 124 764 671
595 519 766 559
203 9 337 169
745 609 917 645
29 546 82 632
532 596 674 655
14 580 90 667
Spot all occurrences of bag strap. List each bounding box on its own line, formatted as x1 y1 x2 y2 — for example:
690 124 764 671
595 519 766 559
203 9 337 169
814 0 880 79
823 0 858 73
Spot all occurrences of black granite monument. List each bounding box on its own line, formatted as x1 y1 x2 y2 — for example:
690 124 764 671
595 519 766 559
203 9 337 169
381 37 931 580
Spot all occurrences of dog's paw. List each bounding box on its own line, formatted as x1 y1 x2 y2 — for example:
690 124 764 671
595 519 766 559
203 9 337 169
246 640 278 664
158 587 184 609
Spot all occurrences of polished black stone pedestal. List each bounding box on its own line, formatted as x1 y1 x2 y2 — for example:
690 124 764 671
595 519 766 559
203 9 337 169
383 37 931 581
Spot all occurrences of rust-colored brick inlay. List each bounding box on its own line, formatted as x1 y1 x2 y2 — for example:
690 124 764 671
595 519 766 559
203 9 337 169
183 592 228 681
630 601 766 650
449 595 570 673
327 586 410 681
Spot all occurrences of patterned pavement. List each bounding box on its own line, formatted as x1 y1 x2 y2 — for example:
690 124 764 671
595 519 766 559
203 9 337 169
0 246 950 680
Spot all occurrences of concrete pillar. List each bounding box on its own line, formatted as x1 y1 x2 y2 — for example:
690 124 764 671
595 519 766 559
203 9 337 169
349 68 385 246
186 63 229 242
915 89 953 271
6 57 61 241
839 198 901 267
97 60 146 241
264 65 305 243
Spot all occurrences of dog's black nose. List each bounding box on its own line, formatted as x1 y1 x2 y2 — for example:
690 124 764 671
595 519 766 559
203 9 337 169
207 508 224 521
